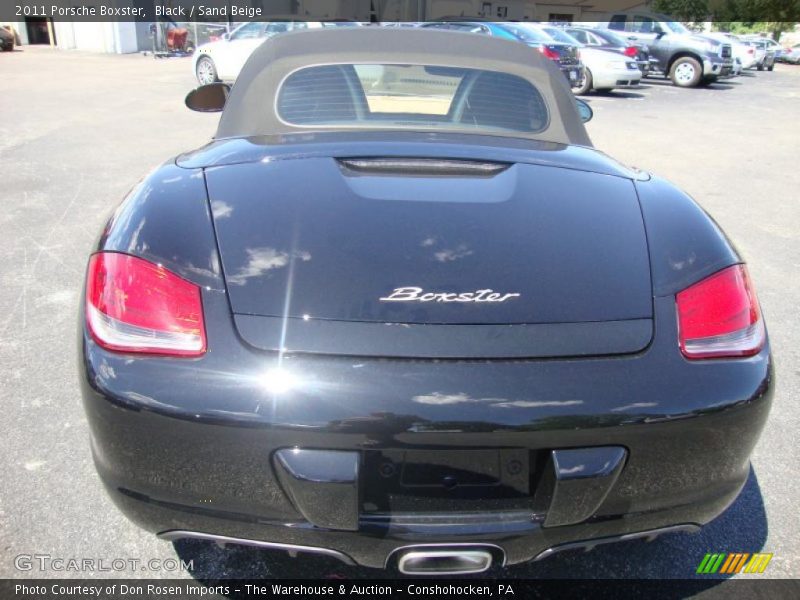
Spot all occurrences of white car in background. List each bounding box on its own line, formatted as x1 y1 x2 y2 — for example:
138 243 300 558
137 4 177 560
529 24 642 94
193 21 326 84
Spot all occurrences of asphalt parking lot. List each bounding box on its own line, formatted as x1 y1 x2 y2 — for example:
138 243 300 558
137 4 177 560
1 46 798 586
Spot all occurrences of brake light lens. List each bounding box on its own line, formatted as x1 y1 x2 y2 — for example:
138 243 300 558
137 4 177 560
676 265 764 359
85 252 206 356
539 46 559 60
623 46 638 57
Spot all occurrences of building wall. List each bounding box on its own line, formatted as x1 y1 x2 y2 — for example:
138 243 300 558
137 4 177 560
54 21 138 53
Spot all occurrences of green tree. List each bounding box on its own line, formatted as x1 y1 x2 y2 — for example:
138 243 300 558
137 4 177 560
710 0 799 40
653 0 711 21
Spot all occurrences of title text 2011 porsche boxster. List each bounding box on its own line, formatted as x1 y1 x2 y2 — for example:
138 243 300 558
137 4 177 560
80 28 772 575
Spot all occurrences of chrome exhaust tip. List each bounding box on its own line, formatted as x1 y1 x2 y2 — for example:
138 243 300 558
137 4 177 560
397 549 494 575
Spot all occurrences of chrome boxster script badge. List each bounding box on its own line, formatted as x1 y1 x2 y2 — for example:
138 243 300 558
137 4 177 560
380 287 521 303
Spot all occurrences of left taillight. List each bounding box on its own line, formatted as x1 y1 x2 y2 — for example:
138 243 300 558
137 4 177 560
85 252 206 357
676 264 765 360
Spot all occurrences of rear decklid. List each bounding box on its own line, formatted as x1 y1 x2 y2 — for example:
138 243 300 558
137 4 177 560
205 153 653 358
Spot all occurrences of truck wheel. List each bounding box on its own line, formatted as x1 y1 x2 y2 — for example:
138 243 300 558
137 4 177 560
767 64 774 72
757 62 764 71
575 68 593 95
670 57 702 88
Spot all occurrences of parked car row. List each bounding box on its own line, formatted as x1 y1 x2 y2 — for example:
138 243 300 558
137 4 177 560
191 16 792 95
781 43 800 64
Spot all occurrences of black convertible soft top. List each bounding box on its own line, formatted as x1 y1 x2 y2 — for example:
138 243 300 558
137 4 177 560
216 27 592 146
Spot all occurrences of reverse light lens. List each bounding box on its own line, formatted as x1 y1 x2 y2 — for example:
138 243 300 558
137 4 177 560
676 265 764 359
86 252 206 356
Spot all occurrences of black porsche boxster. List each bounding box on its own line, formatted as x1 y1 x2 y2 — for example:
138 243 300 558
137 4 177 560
80 28 772 575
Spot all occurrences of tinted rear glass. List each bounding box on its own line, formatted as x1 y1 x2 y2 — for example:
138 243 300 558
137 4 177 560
277 63 549 135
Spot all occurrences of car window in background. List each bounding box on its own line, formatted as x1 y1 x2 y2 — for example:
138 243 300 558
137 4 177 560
664 20 690 34
609 14 626 31
419 22 452 31
541 27 581 45
230 22 264 40
277 64 549 134
596 29 630 46
567 29 589 44
267 23 292 34
267 22 307 35
451 23 489 34
630 17 664 35
501 24 552 43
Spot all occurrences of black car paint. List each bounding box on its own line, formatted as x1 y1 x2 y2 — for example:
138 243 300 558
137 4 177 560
81 133 772 568
206 157 652 326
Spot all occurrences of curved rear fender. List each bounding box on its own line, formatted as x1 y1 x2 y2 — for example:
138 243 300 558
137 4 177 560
95 162 223 290
635 176 740 297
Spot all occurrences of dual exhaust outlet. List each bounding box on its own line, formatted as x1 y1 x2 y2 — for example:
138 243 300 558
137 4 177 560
395 546 498 575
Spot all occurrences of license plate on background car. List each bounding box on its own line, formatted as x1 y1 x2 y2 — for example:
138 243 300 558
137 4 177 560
569 70 577 81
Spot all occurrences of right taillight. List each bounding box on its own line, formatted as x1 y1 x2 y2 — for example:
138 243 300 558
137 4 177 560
676 264 765 359
624 46 638 57
539 46 559 60
85 252 206 357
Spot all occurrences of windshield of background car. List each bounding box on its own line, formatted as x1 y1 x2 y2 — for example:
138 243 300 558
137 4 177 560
664 20 689 34
276 64 549 135
230 22 264 40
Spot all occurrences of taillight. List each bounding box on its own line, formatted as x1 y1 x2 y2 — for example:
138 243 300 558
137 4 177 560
539 46 559 60
676 265 765 359
748 48 754 54
624 46 638 57
85 252 206 357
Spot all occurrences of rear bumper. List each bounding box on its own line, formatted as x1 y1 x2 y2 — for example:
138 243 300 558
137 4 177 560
593 66 642 88
114 485 727 569
80 293 773 569
559 64 584 88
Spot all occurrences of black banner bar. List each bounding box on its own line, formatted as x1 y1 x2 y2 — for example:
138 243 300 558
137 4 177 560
1 1 798 23
2 579 800 600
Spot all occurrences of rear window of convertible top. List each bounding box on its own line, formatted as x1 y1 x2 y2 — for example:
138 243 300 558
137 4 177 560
276 64 549 135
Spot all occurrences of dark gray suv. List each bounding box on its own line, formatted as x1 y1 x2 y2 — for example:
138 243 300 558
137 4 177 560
606 13 733 87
